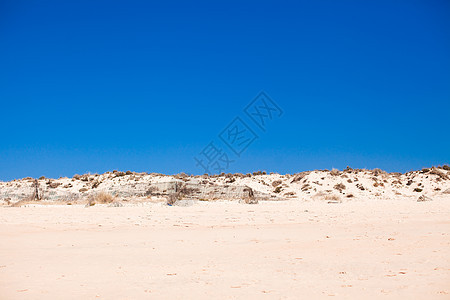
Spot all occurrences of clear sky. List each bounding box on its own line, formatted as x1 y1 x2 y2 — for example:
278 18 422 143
0 0 449 180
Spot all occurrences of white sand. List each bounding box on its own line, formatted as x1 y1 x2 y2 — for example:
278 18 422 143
0 199 449 299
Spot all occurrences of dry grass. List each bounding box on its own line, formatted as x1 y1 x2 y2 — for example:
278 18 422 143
94 192 116 204
324 194 341 201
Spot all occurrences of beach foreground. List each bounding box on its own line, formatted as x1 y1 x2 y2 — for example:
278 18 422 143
0 199 449 299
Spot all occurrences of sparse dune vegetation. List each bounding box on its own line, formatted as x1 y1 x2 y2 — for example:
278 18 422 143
0 166 449 206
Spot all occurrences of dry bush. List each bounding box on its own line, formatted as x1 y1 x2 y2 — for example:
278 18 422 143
79 188 88 193
323 194 341 202
80 175 91 182
252 171 266 176
344 166 353 173
417 195 432 202
47 181 62 188
301 184 311 191
242 186 258 204
94 192 116 204
226 177 236 183
333 183 346 192
91 181 100 188
272 180 282 187
145 186 157 196
174 172 189 179
442 165 450 171
330 168 340 176
291 172 309 183
179 185 200 196
372 168 387 176
274 186 282 193
429 167 449 180
166 193 178 205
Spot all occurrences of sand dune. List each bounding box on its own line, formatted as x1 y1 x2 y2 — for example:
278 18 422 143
0 168 449 299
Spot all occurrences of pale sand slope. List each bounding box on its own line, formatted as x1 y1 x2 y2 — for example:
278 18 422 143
0 200 449 299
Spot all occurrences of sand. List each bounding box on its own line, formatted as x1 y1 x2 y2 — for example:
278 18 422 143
0 199 449 299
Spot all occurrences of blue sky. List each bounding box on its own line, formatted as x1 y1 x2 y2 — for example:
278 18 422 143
0 0 449 180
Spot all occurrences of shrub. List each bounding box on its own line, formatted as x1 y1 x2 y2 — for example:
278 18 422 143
73 174 81 180
166 193 177 205
145 186 157 196
301 184 311 191
226 177 236 183
442 165 450 171
413 188 423 192
274 186 282 193
291 172 309 183
91 181 100 188
334 183 346 192
324 194 341 201
372 168 387 176
48 181 62 188
344 166 353 173
242 186 258 204
330 169 340 176
272 180 282 187
94 192 116 204
429 167 449 180
253 171 266 176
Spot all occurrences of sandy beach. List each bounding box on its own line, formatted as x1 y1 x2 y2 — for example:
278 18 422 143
1 199 449 299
